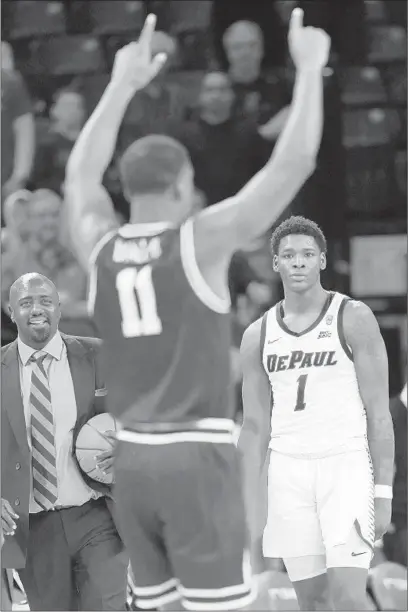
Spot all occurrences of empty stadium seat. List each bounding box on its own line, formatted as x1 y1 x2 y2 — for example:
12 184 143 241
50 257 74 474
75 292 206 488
164 1 212 33
369 563 407 611
343 109 397 215
381 63 407 105
343 108 394 148
341 66 387 106
395 150 407 196
89 1 145 35
37 35 105 76
368 25 407 63
8 1 66 39
364 0 387 23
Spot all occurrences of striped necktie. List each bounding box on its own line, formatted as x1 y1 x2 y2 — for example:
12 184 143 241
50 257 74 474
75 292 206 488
29 352 58 510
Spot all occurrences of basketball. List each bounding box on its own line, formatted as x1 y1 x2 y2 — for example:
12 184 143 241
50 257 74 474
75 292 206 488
75 413 118 484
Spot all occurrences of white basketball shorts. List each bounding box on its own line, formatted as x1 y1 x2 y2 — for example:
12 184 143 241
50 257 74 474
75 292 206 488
263 448 375 559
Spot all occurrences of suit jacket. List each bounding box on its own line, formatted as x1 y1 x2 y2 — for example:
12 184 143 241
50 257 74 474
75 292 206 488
1 333 113 569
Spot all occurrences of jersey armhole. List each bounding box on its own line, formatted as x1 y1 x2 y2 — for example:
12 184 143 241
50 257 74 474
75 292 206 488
180 218 231 314
337 297 353 361
87 229 117 317
260 312 268 364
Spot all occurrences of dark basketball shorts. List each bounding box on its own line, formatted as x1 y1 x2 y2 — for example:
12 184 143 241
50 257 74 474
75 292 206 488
114 422 256 610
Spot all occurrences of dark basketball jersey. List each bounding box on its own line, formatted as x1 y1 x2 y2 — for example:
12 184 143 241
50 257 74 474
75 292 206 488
88 219 234 428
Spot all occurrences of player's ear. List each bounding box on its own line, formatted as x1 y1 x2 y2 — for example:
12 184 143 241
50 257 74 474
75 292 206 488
8 305 15 322
320 252 327 270
272 254 279 272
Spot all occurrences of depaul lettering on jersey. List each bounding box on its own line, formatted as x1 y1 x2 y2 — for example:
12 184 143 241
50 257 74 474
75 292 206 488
266 350 338 373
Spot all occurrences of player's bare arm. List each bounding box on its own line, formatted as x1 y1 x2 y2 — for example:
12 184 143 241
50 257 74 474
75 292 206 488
343 300 395 540
238 318 272 543
193 10 330 274
65 14 166 270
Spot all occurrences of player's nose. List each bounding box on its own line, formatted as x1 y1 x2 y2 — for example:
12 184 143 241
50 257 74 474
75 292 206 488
293 255 305 267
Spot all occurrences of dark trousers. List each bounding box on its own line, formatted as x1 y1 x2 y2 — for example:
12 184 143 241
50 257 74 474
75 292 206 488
19 497 128 611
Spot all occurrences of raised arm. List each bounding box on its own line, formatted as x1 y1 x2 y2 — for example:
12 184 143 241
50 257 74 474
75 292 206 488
238 317 272 544
65 15 166 270
343 300 394 541
194 9 330 258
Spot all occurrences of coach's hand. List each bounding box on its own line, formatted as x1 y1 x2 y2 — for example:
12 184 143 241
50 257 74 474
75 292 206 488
96 430 117 476
374 497 392 542
288 8 331 71
1 498 19 537
111 14 167 92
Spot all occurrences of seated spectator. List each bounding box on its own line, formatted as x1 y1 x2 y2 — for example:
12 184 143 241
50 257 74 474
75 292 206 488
1 190 32 346
1 60 35 208
32 84 87 195
118 31 189 153
1 189 88 326
222 20 291 143
177 70 269 206
1 189 31 255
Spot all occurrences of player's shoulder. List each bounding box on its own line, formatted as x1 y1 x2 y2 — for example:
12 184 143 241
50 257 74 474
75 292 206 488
240 315 266 357
341 299 379 342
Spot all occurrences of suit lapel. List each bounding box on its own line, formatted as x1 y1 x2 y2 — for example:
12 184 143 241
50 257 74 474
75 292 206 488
63 335 94 423
1 342 30 462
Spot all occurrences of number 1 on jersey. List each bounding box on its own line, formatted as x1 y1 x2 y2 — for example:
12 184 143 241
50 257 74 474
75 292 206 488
295 374 308 411
116 266 162 338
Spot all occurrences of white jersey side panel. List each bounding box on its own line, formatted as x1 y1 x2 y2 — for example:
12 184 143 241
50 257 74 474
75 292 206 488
261 292 367 457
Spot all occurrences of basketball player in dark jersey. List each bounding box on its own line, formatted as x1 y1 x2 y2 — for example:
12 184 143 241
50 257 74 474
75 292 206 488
65 11 330 611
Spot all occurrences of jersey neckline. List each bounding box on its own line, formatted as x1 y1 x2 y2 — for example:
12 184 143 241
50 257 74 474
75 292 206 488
276 291 335 338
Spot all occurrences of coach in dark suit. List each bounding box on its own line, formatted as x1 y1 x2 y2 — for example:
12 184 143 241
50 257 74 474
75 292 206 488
1 272 127 611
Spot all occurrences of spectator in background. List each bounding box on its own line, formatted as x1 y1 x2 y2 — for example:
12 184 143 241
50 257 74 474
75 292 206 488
32 85 87 195
178 70 269 205
1 190 88 326
1 189 31 256
118 31 188 153
383 381 407 567
222 20 291 142
1 190 32 347
1 45 35 207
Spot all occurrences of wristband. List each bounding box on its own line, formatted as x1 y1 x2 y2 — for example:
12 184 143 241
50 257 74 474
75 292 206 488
374 484 393 499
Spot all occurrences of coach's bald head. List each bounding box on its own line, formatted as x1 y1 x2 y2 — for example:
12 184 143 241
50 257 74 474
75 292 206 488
9 273 61 349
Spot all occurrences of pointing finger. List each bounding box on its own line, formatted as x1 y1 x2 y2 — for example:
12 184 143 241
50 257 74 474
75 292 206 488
289 8 303 32
139 13 157 50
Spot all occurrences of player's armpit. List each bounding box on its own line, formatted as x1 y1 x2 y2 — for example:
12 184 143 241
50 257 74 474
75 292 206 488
65 181 118 271
342 301 394 487
238 318 272 540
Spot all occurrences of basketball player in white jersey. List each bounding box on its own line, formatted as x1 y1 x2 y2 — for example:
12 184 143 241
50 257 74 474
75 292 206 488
239 216 395 611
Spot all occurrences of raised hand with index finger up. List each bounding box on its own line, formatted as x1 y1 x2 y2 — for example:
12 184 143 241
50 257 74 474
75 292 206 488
111 14 167 92
288 8 331 71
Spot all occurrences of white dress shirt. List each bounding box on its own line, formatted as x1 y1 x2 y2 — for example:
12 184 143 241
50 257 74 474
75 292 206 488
17 331 101 513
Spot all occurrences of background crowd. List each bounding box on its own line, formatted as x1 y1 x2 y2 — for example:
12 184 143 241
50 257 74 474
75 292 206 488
1 0 407 609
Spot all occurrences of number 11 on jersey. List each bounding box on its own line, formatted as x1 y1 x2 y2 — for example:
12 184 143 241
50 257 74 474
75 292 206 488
116 266 163 338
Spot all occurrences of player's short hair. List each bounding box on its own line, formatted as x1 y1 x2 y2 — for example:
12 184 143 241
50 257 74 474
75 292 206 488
119 135 191 198
270 216 327 255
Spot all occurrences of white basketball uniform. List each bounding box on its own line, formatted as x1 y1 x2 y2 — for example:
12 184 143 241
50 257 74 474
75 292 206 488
261 291 375 564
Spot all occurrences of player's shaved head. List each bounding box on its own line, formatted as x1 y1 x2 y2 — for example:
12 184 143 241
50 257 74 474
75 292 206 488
9 273 59 307
119 134 191 198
